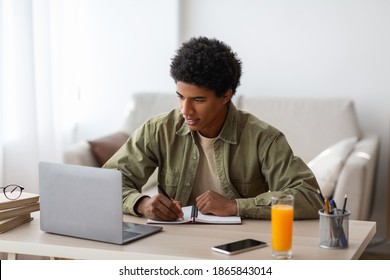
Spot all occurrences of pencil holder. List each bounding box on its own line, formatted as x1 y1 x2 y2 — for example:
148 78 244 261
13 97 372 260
318 209 350 249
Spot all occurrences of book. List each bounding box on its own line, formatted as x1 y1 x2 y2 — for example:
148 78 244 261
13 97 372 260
0 202 40 221
0 213 33 234
0 192 39 211
147 205 242 224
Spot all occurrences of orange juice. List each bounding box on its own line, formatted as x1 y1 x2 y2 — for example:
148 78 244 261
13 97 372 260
271 204 294 251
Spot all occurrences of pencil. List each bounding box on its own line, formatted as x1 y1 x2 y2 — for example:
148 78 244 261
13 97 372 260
157 184 173 201
324 197 330 214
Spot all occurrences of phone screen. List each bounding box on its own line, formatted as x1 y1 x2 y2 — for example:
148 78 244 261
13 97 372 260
212 238 267 255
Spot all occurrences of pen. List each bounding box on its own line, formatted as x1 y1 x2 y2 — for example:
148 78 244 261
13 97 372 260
158 184 184 220
338 194 348 247
330 199 338 214
191 205 198 223
342 194 348 214
157 184 173 201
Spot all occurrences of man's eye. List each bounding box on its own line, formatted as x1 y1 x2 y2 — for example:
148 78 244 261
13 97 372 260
194 98 204 102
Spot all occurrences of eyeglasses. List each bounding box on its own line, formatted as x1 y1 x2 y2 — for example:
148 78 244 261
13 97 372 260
0 184 24 200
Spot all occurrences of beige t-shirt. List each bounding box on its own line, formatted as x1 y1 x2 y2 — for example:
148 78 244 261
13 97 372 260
188 132 223 204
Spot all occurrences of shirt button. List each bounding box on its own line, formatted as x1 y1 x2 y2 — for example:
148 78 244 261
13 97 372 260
193 155 198 160
185 182 191 187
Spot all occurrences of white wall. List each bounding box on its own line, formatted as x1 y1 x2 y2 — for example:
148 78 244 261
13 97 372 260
74 0 389 240
74 0 179 140
179 0 390 240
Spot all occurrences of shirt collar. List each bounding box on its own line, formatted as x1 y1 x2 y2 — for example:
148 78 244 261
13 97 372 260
176 102 238 145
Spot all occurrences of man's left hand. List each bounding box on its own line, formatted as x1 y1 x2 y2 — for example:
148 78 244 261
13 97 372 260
195 190 237 216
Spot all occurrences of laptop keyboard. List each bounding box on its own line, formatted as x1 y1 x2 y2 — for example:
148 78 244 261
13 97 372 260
123 231 141 239
123 222 142 240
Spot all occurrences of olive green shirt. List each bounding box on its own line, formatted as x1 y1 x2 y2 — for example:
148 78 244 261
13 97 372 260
104 103 322 219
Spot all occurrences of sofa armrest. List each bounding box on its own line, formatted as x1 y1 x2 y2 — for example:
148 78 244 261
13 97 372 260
63 141 99 167
333 134 380 220
63 140 158 195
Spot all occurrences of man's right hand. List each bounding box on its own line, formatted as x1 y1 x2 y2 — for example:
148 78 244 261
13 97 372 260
135 194 183 221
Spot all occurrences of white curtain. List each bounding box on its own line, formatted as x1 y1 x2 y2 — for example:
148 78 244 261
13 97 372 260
0 0 79 193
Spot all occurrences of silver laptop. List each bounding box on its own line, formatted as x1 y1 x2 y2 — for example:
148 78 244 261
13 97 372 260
39 162 162 244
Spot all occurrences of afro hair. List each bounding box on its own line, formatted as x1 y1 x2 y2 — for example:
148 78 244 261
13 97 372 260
170 37 242 97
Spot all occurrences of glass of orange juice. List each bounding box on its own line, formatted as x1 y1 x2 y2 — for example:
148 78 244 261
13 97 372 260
271 195 294 259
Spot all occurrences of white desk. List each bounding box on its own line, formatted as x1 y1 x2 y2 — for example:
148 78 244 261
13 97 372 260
0 213 376 260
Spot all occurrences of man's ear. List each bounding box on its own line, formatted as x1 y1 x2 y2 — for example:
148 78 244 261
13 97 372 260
222 89 233 104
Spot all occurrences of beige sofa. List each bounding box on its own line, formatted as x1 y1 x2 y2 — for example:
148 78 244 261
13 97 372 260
64 93 379 221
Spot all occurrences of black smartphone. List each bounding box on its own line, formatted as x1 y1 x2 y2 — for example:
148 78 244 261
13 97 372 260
212 238 267 255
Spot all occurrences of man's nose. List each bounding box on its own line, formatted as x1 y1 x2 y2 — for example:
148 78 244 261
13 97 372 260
181 99 193 116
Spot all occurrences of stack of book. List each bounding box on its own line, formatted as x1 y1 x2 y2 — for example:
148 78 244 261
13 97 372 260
0 192 40 233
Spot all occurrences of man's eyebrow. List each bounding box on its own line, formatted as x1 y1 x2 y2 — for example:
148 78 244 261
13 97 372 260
176 92 206 100
193 96 206 100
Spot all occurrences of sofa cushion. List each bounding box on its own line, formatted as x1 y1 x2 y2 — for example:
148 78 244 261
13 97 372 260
239 98 362 162
308 137 358 198
88 132 129 167
120 93 178 134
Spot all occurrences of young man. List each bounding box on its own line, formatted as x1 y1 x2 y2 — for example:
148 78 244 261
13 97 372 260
104 37 322 221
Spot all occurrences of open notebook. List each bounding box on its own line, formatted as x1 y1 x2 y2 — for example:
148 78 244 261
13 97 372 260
147 205 241 224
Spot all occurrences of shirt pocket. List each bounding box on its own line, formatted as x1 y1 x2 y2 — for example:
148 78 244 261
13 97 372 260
230 177 268 198
159 165 181 197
